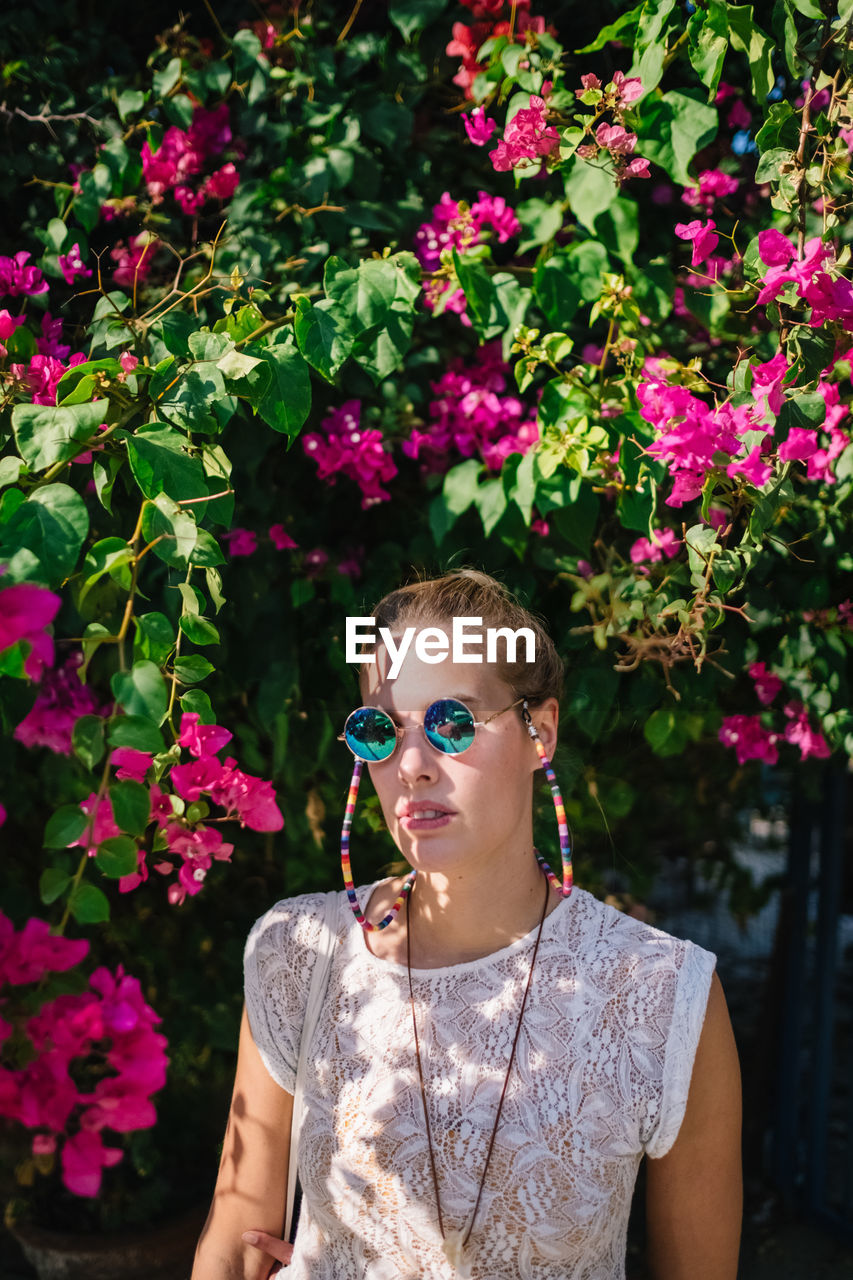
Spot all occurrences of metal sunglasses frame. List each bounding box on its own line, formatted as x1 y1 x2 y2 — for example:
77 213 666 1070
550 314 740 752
338 696 525 762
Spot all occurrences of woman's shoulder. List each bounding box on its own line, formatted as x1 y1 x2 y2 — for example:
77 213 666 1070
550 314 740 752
566 885 716 982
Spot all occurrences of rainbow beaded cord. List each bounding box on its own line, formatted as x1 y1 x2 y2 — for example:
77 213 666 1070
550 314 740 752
522 705 573 899
340 757 416 931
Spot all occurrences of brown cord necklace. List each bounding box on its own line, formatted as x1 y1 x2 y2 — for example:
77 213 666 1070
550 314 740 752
406 872 550 1278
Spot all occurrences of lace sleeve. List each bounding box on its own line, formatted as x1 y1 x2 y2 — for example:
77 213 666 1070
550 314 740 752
243 892 330 1094
641 937 717 1159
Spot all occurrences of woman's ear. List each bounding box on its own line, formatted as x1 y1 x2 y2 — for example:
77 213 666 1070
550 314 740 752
528 696 559 764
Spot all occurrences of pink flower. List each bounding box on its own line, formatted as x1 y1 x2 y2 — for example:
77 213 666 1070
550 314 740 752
675 219 720 267
748 662 783 706
0 252 48 298
269 523 298 550
177 711 233 758
779 427 819 462
57 243 92 286
222 527 257 557
209 760 284 832
111 233 161 289
14 654 104 754
109 747 153 782
118 351 139 375
302 400 397 508
490 95 560 172
782 703 830 760
751 350 790 418
0 912 89 986
0 582 61 679
204 162 240 201
304 548 329 577
462 107 497 146
73 793 121 855
531 518 549 537
595 122 637 154
758 229 796 267
623 156 650 180
170 755 226 803
629 528 682 563
727 100 752 130
719 715 779 765
682 168 739 211
61 1129 123 1197
36 313 70 360
611 70 643 105
0 309 24 340
726 445 773 488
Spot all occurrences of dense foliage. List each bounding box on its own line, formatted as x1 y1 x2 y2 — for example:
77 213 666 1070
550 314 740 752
1 0 851 1230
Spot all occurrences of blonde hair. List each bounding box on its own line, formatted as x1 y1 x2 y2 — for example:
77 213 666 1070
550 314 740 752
365 569 564 705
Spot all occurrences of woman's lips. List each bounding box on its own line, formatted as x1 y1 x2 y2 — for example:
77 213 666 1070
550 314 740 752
398 808 455 831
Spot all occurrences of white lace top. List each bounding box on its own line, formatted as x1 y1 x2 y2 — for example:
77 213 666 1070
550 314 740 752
244 882 716 1280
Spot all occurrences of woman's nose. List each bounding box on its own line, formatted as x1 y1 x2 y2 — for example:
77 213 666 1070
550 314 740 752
396 726 439 781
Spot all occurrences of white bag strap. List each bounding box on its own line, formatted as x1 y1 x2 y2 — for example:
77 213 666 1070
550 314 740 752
285 890 340 1243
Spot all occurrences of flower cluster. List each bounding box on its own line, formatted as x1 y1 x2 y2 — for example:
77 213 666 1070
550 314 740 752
572 72 650 182
141 102 239 217
447 0 552 100
490 92 561 172
0 916 168 1197
13 653 105 754
302 400 398 508
403 341 539 473
629 527 682 565
682 168 740 212
719 660 830 766
0 579 62 680
755 230 853 329
414 191 520 322
65 713 282 906
0 252 48 299
111 231 163 290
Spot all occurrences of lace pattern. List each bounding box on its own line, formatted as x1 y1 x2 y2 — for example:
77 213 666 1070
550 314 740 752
244 884 716 1279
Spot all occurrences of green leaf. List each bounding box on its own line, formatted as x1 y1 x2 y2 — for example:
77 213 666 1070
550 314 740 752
516 198 565 253
473 476 508 536
727 3 775 103
69 882 110 924
687 1 728 98
293 296 353 382
534 257 582 328
453 252 504 336
109 781 151 836
173 654 215 684
575 4 643 53
322 253 422 383
564 667 619 741
44 804 87 849
0 457 26 490
0 483 89 587
180 689 215 722
179 614 221 646
39 866 72 905
205 566 225 613
108 716 165 753
551 477 599 554
563 158 619 229
57 360 123 406
628 0 679 98
133 612 175 666
12 400 110 472
594 198 639 266
111 661 169 723
755 101 799 154
78 537 134 608
95 836 139 879
153 56 182 98
71 715 106 770
126 424 208 503
637 90 719 186
254 339 312 436
118 88 145 121
140 493 198 567
388 0 448 40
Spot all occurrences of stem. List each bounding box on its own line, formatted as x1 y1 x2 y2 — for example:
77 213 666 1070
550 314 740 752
336 0 364 44
55 752 114 936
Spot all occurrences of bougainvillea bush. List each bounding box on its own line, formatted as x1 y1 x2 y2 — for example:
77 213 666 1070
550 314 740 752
1 0 851 1230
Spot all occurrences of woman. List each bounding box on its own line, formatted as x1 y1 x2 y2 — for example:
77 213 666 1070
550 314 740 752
192 570 742 1280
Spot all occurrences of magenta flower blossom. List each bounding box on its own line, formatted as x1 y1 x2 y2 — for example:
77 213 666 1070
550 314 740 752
302 400 398 508
462 106 497 146
718 715 779 765
204 162 240 201
750 350 790 419
209 759 284 832
177 712 233 759
611 70 644 105
222 527 258 557
14 653 104 754
595 122 637 154
414 191 520 273
269 523 298 550
778 427 820 462
747 662 783 706
72 793 122 856
490 95 560 172
629 528 682 564
141 102 234 213
0 912 89 986
0 251 48 298
758 229 796 267
170 754 227 803
0 581 61 679
111 232 161 290
726 445 773 489
57 243 92 286
36 313 71 360
109 747 154 782
0 309 25 341
782 703 830 760
682 168 739 211
118 350 139 375
402 341 538 475
674 219 720 267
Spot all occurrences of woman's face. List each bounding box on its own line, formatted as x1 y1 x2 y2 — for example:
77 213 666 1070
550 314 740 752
358 627 557 882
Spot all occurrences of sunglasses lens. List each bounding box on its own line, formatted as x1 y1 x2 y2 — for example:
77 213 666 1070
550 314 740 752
424 699 475 754
344 707 397 761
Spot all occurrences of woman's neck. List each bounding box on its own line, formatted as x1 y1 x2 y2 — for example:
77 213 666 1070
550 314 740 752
362 854 559 968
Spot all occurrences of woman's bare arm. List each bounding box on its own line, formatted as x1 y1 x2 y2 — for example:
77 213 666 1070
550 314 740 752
645 972 742 1280
191 1005 293 1280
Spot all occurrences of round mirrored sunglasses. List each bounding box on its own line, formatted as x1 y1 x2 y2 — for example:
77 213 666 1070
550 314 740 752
339 696 523 763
